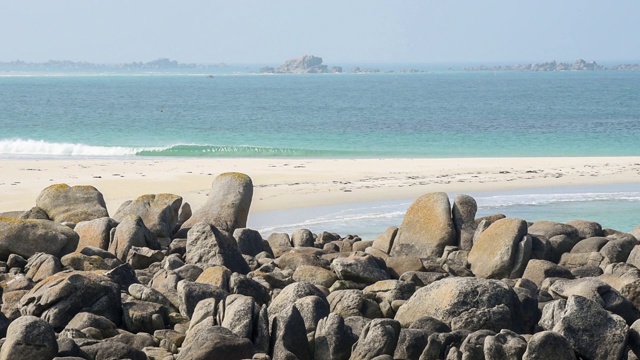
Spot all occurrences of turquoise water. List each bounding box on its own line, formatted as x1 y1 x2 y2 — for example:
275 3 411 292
1 71 639 234
1 71 639 157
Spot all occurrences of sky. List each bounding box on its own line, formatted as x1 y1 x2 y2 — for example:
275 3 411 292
0 0 639 65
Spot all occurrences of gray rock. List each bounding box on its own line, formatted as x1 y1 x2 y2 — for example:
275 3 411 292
552 295 628 360
268 281 325 322
61 252 111 271
122 300 168 333
0 315 57 360
35 183 109 224
267 232 292 248
601 237 637 265
108 215 159 262
394 277 518 330
522 330 576 360
25 252 63 282
75 217 118 251
331 254 389 284
313 313 356 360
409 316 451 333
570 236 609 253
275 251 329 271
291 228 315 248
350 318 401 360
185 222 250 274
459 329 495 360
19 206 50 220
294 295 330 347
269 305 310 360
293 265 338 288
450 304 513 333
177 172 253 236
189 297 220 330
483 329 526 360
328 289 365 318
233 228 265 257
0 218 79 259
128 283 177 312
127 246 164 269
528 221 580 243
522 259 574 287
468 218 529 279
452 194 477 251
19 271 122 330
178 326 254 360
627 245 640 268
629 318 640 358
567 220 604 238
372 226 398 254
113 193 182 238
229 273 271 306
394 328 430 360
65 312 119 339
177 280 228 318
81 340 147 360
391 192 456 258
559 251 604 269
218 294 259 340
420 330 469 360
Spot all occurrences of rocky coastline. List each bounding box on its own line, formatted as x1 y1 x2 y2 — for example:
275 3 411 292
0 172 640 359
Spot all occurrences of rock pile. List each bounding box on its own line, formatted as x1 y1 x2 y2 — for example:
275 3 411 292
1 174 640 359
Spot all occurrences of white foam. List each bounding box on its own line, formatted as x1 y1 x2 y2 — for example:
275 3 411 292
476 191 640 208
0 138 166 157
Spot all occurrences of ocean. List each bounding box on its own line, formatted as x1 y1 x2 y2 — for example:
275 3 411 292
1 69 639 234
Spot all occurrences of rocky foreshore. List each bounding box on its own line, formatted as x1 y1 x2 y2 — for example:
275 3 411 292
0 172 640 359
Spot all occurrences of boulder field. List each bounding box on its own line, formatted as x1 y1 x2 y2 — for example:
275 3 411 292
0 172 639 359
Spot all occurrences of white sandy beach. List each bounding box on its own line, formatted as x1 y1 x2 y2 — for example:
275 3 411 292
1 157 639 215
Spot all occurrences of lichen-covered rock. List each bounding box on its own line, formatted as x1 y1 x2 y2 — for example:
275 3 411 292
0 315 57 360
65 312 119 339
35 183 109 224
113 193 182 239
468 218 530 279
0 218 79 259
19 271 122 330
185 222 250 274
178 172 253 236
391 192 456 258
394 277 518 330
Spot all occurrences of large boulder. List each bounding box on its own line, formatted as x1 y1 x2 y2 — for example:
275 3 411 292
113 193 182 239
391 192 456 258
394 277 518 330
350 318 401 360
313 313 357 360
35 183 108 224
178 172 253 236
178 325 254 360
185 222 250 274
522 331 576 360
331 254 389 284
552 295 628 360
269 304 311 360
19 271 122 330
0 315 57 360
0 218 79 259
468 218 530 279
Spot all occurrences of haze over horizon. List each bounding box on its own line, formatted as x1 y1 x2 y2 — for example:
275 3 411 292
1 0 639 65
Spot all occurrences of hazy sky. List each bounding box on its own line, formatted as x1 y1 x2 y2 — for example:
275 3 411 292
1 0 638 64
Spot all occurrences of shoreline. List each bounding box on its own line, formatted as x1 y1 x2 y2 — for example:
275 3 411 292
1 156 639 216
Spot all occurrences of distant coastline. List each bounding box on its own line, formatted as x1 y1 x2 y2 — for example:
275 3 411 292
1 56 640 73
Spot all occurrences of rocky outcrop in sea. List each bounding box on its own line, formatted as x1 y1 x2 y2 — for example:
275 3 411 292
1 172 640 359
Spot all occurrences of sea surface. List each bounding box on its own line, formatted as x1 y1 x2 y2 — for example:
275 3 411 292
1 69 639 233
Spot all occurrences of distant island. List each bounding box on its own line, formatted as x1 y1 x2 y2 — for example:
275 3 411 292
0 58 228 71
259 55 424 74
460 59 640 71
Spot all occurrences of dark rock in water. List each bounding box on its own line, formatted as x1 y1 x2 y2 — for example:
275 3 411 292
350 318 401 360
391 192 456 258
314 313 356 360
468 218 530 279
452 194 477 251
523 330 576 360
113 193 182 239
0 218 79 259
75 217 118 251
185 222 250 274
0 315 58 359
552 295 628 360
178 172 253 236
233 228 265 257
108 215 159 262
35 183 109 224
178 325 254 360
19 271 122 330
395 277 518 331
